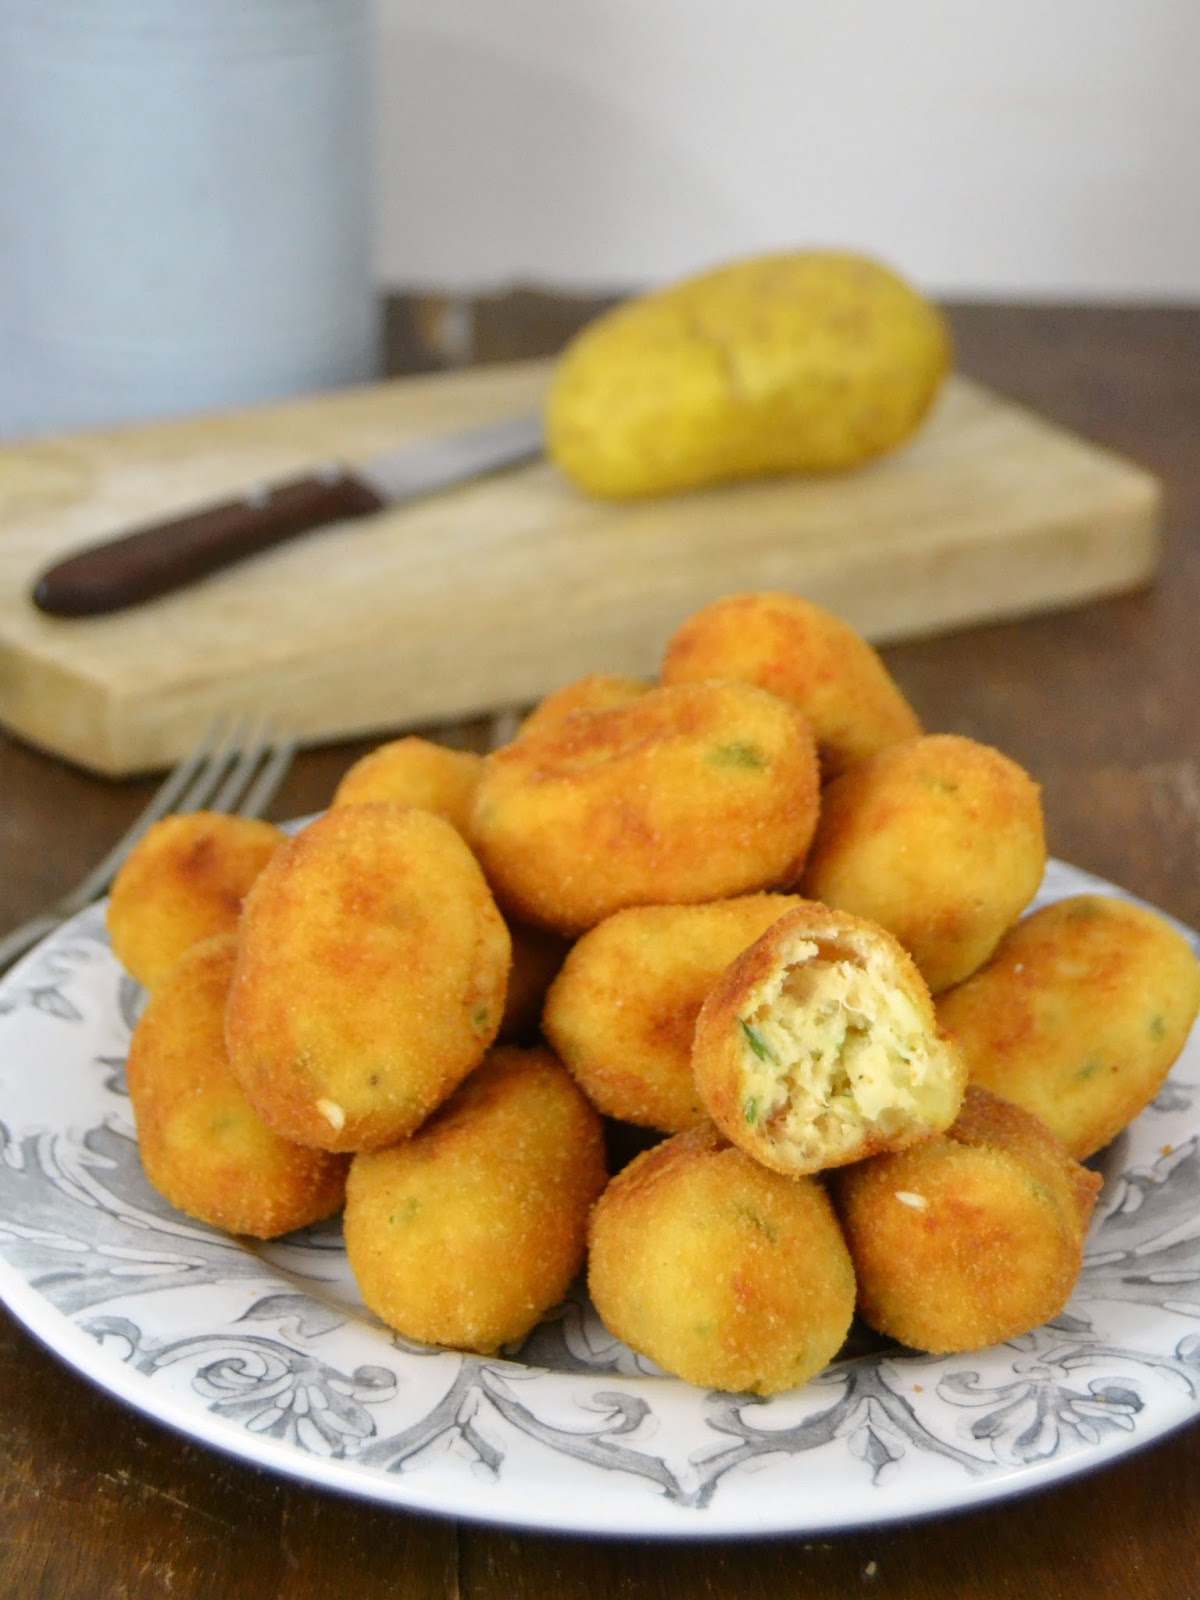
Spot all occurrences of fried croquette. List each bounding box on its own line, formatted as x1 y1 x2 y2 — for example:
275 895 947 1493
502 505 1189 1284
936 893 1200 1159
802 733 1045 993
587 1122 856 1395
517 672 651 741
344 1045 607 1353
126 934 348 1237
833 1085 1102 1354
661 591 921 779
331 736 483 835
543 894 807 1132
106 810 285 990
469 680 821 935
226 804 511 1152
693 903 965 1177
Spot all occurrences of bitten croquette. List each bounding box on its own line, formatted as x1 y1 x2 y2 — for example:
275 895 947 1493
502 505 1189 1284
693 903 965 1176
543 894 807 1132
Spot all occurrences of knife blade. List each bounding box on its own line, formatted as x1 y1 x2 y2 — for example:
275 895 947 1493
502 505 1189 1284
31 411 545 618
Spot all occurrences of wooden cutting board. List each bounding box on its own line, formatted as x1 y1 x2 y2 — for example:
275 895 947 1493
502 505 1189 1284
0 358 1161 776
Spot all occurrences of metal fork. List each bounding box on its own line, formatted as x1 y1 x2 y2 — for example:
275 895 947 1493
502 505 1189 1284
0 716 296 977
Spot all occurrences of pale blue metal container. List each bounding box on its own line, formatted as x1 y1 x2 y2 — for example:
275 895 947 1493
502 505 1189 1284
0 0 379 438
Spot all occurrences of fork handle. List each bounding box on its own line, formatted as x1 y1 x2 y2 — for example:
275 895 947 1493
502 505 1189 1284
31 469 386 618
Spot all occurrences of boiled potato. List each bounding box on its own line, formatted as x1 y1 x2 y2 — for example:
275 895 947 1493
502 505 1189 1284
546 250 951 498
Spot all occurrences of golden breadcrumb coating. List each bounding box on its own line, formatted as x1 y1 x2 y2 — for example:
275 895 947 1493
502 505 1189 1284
516 672 651 740
588 1122 856 1395
470 680 820 935
344 1045 606 1353
498 919 569 1044
107 811 285 990
226 804 510 1152
803 733 1045 992
833 1085 1102 1353
937 893 1200 1158
331 737 482 836
127 934 348 1237
661 590 920 778
543 894 806 1132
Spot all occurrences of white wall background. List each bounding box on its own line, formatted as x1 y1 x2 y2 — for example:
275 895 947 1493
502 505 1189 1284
373 0 1200 300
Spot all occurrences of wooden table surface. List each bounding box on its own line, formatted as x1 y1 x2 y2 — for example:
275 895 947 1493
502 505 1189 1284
1 301 1198 1597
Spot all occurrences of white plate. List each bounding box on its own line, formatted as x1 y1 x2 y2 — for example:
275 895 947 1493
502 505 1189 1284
0 858 1198 1539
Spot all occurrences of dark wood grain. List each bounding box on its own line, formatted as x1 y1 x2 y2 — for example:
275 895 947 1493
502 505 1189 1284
1 300 1198 1599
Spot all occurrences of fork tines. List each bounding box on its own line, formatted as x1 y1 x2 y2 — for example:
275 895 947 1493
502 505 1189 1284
182 716 297 819
0 715 297 979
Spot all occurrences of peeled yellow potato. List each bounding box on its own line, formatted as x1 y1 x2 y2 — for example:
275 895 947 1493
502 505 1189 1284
546 250 952 498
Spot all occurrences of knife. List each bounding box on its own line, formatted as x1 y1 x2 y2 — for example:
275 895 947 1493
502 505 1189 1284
31 411 545 617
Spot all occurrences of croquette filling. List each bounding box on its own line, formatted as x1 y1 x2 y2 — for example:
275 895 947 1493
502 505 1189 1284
738 935 957 1164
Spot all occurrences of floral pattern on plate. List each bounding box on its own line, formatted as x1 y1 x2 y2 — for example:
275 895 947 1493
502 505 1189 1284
0 860 1197 1537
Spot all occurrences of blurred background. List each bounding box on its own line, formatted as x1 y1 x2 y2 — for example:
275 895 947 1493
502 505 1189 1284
374 0 1200 302
4 0 1197 431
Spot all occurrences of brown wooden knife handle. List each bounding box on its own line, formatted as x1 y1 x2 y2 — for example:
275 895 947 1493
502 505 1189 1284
31 469 386 617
